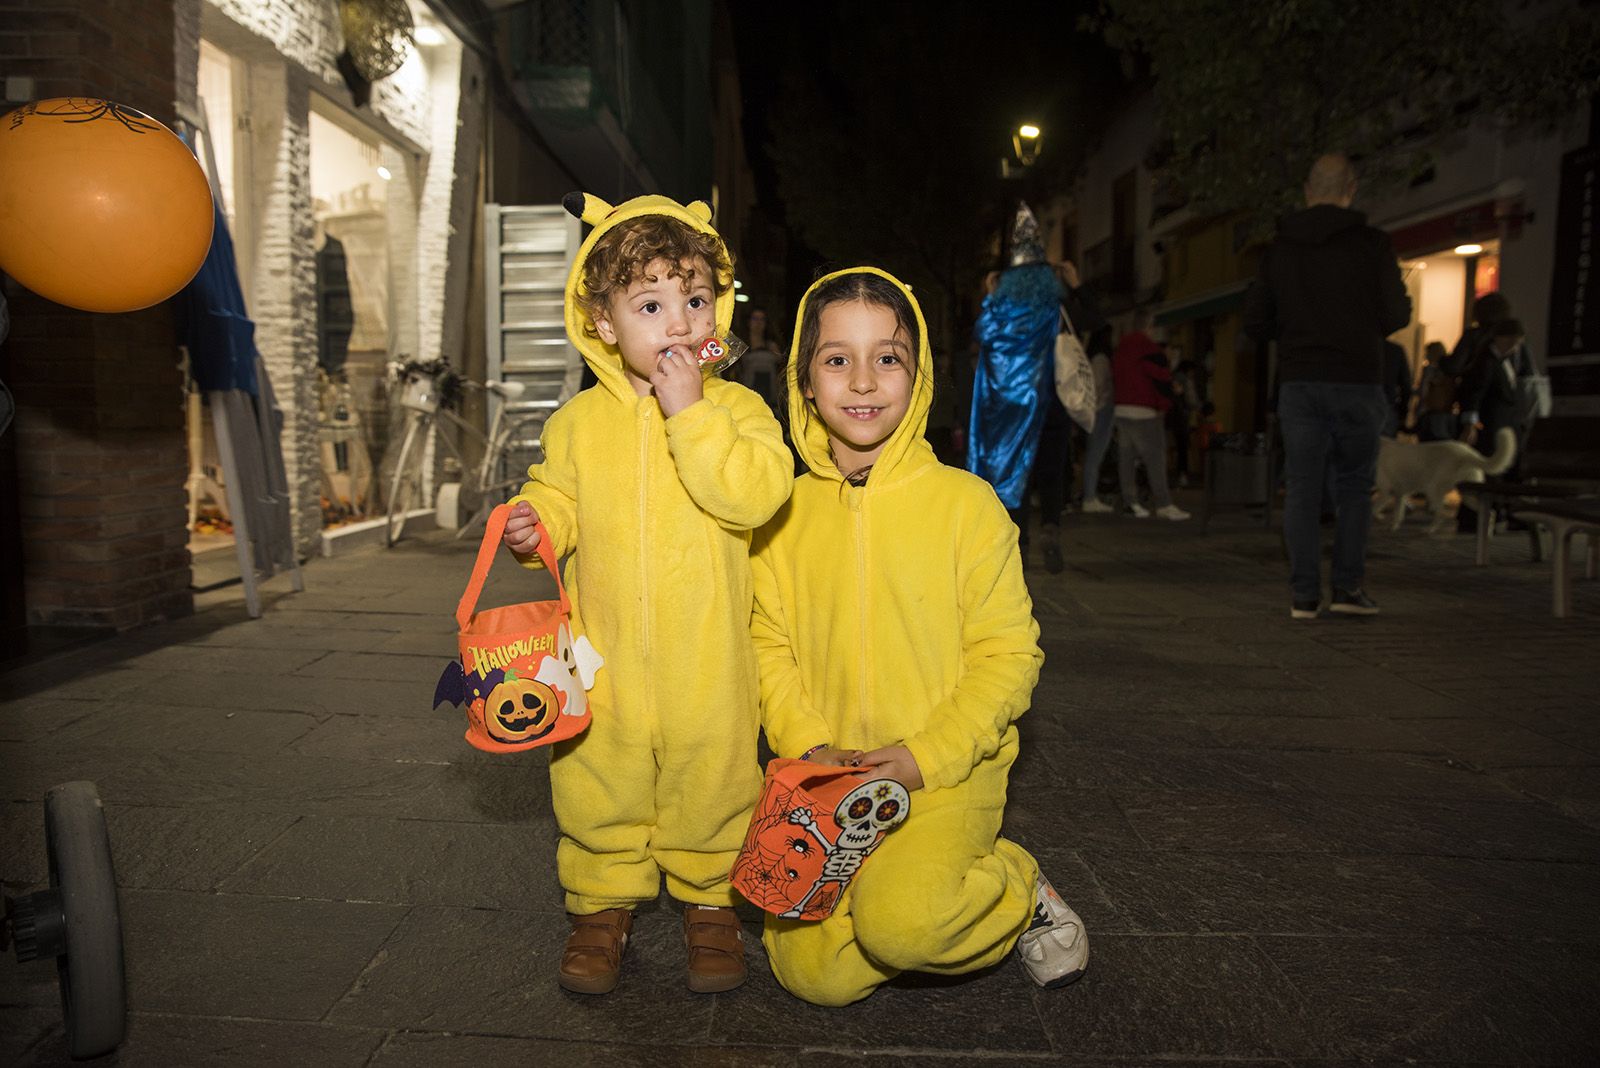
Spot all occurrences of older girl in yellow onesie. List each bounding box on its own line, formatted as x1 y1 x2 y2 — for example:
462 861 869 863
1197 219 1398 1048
750 267 1089 1006
502 193 791 996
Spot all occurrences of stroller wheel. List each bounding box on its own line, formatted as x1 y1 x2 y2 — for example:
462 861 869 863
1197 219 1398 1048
5 782 127 1059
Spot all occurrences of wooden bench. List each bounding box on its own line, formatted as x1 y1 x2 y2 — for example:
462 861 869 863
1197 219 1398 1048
1506 500 1600 618
1456 416 1600 566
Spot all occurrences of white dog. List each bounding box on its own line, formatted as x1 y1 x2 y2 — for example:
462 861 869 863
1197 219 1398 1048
1374 427 1517 533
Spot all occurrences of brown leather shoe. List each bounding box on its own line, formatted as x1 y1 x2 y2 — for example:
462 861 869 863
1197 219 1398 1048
683 905 747 993
558 908 633 995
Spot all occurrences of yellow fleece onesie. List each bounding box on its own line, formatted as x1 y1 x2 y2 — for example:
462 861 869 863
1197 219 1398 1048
751 267 1045 1006
510 193 792 915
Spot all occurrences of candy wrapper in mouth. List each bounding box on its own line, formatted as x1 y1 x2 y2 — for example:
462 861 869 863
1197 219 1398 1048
694 332 748 375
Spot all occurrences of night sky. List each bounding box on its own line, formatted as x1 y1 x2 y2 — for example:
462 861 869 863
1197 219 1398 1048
730 2 1127 260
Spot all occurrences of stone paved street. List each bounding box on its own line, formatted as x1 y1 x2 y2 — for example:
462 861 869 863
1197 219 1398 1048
4 501 1599 1066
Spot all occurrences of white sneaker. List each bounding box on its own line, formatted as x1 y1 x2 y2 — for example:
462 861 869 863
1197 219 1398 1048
1154 504 1191 521
1080 498 1113 514
1126 503 1151 518
1016 874 1088 988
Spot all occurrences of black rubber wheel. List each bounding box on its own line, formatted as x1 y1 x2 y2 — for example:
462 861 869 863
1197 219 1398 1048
44 781 126 1060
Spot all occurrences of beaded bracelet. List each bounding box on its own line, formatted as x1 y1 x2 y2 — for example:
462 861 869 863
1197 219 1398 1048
798 743 829 762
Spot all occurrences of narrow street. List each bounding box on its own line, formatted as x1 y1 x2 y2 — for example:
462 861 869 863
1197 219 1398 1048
4 504 1598 1066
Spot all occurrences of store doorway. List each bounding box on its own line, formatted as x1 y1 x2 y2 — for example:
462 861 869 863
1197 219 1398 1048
1398 239 1502 370
309 100 415 529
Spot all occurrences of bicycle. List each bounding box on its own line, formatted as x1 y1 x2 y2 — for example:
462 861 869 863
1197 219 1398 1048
383 357 549 547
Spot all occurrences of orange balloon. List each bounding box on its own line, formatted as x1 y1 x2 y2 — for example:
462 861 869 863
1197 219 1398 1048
0 98 214 313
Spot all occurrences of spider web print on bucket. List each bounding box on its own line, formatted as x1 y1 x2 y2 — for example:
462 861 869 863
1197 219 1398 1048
731 759 909 920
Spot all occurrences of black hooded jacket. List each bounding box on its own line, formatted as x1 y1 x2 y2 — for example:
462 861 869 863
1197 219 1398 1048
1242 205 1412 386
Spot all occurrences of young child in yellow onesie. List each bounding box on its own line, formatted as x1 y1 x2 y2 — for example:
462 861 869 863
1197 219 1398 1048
750 267 1089 1006
500 192 791 996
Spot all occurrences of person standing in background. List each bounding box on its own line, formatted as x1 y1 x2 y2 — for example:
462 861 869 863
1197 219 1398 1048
1243 153 1411 620
1112 309 1189 521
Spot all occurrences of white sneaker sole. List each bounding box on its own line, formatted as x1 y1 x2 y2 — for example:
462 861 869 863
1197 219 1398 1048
1328 603 1379 616
1018 878 1089 989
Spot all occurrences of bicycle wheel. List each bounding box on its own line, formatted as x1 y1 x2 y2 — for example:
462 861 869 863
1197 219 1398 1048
385 414 425 547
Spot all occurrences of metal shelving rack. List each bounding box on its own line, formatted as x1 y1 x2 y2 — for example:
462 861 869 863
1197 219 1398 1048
483 204 585 477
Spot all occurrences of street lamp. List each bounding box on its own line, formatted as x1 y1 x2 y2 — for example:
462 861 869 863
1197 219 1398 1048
1012 123 1041 167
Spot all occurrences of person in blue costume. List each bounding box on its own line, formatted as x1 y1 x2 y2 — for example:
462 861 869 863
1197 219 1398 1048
967 203 1064 533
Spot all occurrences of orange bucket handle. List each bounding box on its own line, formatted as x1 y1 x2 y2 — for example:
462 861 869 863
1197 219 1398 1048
455 504 570 630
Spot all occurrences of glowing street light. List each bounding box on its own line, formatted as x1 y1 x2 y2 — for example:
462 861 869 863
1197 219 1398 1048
1012 123 1042 168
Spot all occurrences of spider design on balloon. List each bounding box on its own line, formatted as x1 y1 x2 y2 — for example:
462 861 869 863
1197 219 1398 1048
10 98 159 134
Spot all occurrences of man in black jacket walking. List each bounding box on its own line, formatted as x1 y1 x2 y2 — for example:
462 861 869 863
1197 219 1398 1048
1244 154 1412 619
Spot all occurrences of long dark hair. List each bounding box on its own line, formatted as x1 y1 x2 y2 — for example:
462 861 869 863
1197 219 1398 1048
793 272 921 400
793 271 921 485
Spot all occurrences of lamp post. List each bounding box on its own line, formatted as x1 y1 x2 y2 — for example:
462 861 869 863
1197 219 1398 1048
1001 123 1041 178
997 124 1042 264
1013 123 1041 167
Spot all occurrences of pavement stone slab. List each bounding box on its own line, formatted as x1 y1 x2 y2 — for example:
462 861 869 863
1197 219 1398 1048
172 624 433 654
1030 933 1318 1059
1185 714 1437 754
50 704 319 756
370 1032 799 1067
115 644 331 677
0 698 100 742
1258 936 1600 1063
0 800 47 884
1493 764 1600 829
120 889 406 1019
220 814 561 909
326 904 716 1043
0 1007 68 1067
1258 794 1600 862
1403 855 1600 941
1247 749 1524 800
1400 716 1600 768
999 787 1147 852
104 805 300 892
125 670 437 717
288 709 523 765
1111 790 1339 853
1077 850 1481 936
292 651 449 684
16 1013 386 1068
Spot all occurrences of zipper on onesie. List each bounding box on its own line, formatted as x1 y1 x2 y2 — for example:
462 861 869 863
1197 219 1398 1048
853 499 870 747
637 403 653 735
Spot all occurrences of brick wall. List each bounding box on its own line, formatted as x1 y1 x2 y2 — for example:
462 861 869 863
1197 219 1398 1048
1 0 193 630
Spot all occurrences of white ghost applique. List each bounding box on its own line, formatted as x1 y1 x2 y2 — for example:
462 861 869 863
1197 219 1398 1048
537 624 603 718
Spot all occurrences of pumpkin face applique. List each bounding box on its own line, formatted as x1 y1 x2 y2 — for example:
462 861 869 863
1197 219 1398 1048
485 676 561 744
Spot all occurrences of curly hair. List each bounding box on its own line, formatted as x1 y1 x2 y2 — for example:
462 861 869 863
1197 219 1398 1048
576 216 733 337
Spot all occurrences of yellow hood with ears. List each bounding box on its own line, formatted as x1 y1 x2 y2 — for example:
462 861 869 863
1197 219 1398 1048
786 266 938 486
563 192 738 401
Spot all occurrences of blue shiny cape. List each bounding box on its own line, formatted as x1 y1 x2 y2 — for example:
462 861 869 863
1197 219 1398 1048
967 286 1059 509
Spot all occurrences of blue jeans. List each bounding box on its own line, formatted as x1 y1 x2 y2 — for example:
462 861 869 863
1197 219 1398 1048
1278 382 1387 602
1079 404 1115 503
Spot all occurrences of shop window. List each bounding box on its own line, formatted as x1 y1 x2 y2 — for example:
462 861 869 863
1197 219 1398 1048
309 101 415 529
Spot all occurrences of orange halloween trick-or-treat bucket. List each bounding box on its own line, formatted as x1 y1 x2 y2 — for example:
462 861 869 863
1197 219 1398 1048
439 504 601 754
731 758 910 921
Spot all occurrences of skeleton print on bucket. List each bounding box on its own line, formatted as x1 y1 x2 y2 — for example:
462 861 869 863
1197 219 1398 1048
732 759 910 920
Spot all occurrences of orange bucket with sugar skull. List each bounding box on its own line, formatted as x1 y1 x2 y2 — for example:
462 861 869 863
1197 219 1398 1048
731 758 910 920
433 504 602 753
